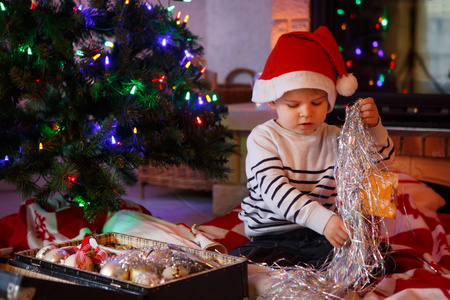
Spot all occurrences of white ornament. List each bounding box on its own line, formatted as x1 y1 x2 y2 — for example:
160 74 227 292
133 271 160 286
36 245 58 259
63 254 94 271
162 265 189 281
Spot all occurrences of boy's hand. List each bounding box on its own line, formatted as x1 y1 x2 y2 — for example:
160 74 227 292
323 215 349 248
359 97 379 127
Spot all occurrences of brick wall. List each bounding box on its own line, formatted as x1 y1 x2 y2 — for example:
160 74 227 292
390 133 450 186
391 135 450 158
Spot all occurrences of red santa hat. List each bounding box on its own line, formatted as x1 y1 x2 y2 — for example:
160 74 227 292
252 26 357 112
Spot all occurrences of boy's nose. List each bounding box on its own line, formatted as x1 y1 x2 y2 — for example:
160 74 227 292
299 105 312 117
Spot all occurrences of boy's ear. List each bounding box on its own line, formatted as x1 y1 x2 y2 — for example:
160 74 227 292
268 101 276 109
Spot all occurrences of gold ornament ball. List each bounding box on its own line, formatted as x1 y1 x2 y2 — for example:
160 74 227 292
100 260 129 280
148 250 169 260
43 249 70 263
130 266 151 281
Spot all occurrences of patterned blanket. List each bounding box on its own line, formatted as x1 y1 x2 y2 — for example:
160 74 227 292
0 173 449 299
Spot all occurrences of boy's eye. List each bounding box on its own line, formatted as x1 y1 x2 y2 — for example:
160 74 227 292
287 103 299 108
312 98 326 106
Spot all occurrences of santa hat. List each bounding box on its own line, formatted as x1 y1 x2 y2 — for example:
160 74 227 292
252 26 357 112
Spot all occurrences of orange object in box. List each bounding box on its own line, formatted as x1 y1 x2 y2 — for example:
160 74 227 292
361 171 399 219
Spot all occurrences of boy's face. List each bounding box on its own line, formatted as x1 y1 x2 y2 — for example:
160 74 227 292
270 88 328 135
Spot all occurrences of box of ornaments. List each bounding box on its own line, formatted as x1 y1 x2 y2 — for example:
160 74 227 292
0 257 143 299
14 232 249 300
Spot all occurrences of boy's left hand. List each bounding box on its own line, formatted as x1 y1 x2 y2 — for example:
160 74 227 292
359 97 379 127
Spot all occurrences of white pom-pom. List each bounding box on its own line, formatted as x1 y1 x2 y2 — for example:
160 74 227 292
336 73 358 96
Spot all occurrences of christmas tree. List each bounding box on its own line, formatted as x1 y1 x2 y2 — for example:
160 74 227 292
330 0 397 93
0 0 236 219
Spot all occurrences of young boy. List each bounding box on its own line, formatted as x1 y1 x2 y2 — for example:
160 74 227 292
230 27 395 267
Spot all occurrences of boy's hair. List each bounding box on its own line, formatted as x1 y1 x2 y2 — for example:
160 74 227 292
252 26 358 113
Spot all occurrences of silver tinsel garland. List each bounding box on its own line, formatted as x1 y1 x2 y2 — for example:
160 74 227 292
261 100 390 299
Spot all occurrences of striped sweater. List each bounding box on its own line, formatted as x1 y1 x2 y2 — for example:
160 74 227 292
239 119 395 238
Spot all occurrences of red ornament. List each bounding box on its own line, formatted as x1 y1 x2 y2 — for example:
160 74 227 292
75 237 107 268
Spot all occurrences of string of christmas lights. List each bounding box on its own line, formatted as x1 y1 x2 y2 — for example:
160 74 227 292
334 0 397 93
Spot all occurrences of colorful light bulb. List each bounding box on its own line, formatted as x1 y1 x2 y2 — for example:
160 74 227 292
196 117 202 124
355 47 362 55
130 85 137 94
198 96 203 105
0 2 6 11
389 61 395 69
185 91 191 101
92 53 101 60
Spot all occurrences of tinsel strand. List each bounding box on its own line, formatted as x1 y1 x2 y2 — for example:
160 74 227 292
260 100 389 299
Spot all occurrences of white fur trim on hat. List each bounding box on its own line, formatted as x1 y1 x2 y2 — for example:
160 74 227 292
336 73 358 96
252 70 337 113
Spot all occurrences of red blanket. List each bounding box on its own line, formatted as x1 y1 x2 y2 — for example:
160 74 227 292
0 174 449 299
